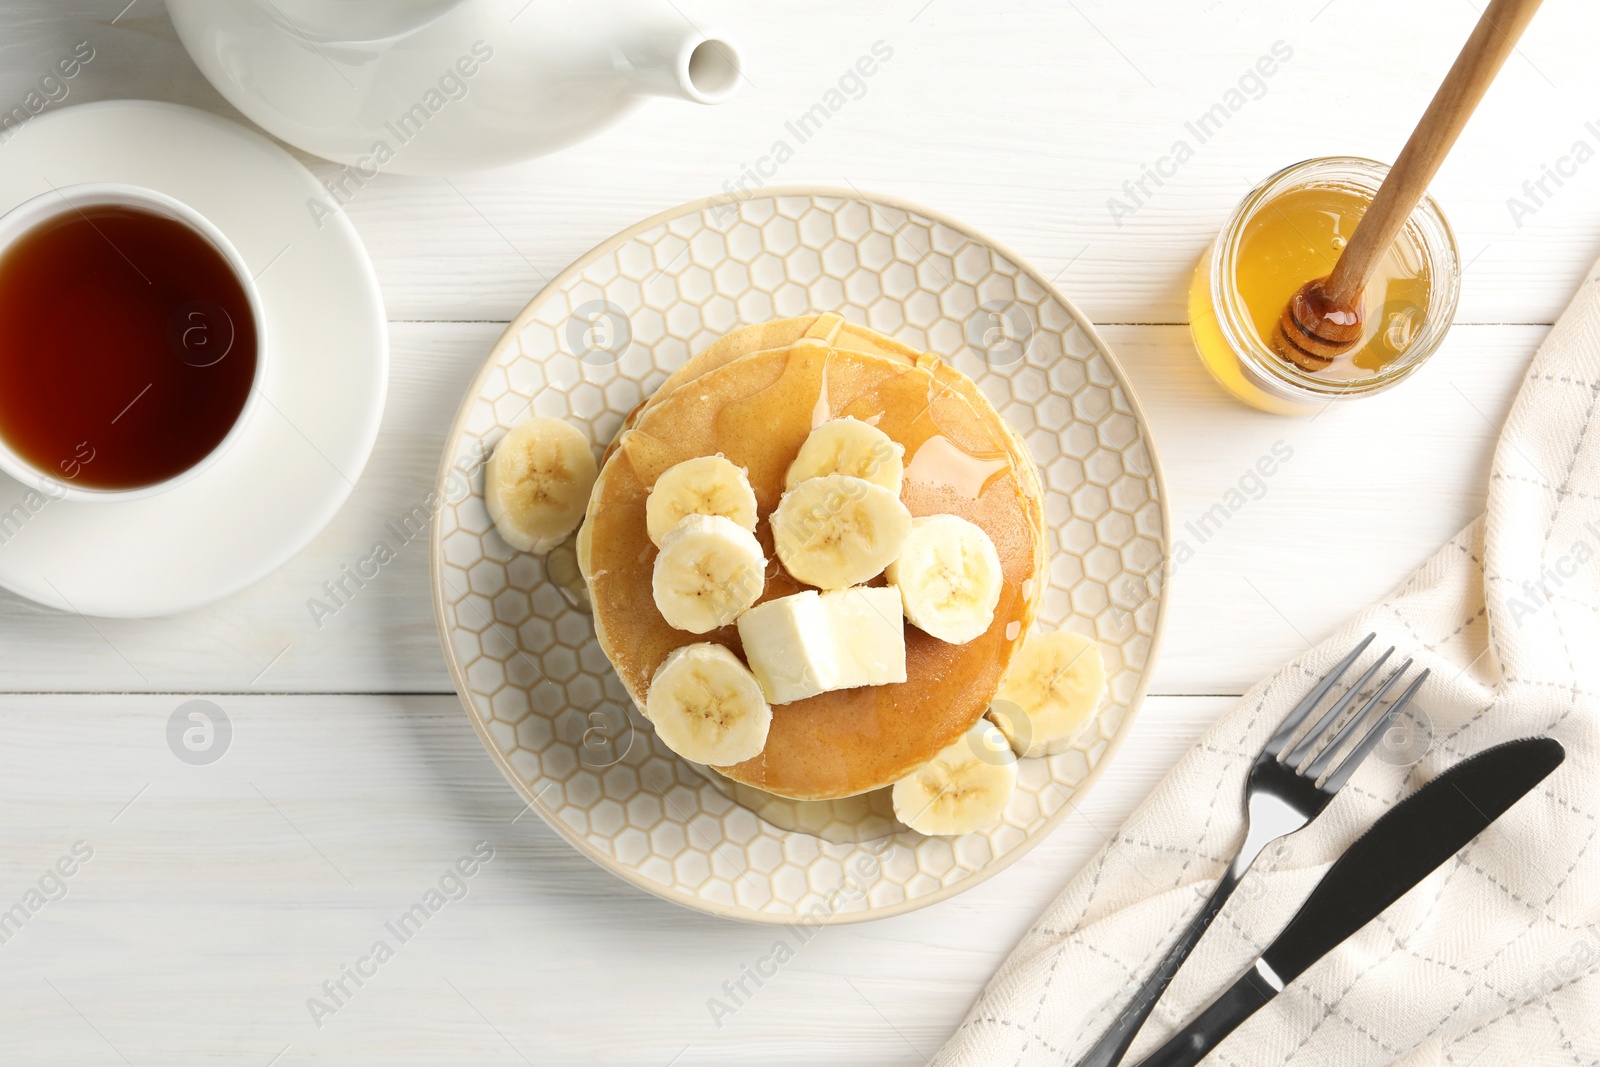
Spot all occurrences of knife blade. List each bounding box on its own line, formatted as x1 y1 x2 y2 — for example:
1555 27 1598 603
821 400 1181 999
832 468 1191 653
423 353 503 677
1134 735 1564 1067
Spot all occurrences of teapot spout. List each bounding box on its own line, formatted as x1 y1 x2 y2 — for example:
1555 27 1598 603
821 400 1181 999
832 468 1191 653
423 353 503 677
617 17 742 104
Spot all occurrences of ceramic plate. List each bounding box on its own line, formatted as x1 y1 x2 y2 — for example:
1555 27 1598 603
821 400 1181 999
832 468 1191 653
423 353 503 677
0 101 387 617
431 188 1169 923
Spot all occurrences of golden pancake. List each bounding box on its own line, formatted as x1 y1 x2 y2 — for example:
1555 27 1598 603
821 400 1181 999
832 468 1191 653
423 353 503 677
609 314 1045 526
606 313 1046 586
577 328 1047 800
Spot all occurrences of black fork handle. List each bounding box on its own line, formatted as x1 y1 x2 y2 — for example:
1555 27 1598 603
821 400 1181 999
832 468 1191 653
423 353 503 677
1073 865 1243 1067
1130 971 1277 1067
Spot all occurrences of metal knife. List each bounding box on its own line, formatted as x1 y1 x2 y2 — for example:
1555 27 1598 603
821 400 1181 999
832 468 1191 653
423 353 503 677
1133 735 1565 1067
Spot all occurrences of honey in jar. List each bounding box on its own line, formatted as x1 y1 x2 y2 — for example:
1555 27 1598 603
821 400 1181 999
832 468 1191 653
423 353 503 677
1190 157 1460 413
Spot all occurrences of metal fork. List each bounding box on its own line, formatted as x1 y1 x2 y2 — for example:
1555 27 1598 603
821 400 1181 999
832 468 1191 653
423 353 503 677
1074 633 1430 1067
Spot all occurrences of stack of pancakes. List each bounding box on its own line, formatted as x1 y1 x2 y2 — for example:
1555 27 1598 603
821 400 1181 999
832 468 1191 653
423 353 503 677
577 314 1047 800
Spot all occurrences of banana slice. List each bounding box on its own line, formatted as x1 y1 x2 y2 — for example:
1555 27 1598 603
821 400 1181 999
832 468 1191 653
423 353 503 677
652 514 767 633
485 416 598 554
645 454 759 547
770 474 911 590
990 629 1107 758
891 719 1017 835
646 642 771 765
785 417 905 495
884 514 1003 644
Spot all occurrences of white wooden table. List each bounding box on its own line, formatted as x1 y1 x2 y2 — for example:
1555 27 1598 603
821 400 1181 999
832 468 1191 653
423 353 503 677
3 1 1598 1062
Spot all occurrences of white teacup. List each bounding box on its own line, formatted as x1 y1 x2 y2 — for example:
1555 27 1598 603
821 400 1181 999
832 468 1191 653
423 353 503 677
0 182 266 502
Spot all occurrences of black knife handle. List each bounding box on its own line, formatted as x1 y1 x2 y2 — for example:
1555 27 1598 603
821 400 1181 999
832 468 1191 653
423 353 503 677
1075 866 1243 1067
1131 969 1277 1067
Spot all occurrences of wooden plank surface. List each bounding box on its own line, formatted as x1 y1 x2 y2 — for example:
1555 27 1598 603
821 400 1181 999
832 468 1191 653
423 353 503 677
0 693 1220 1065
0 320 1542 696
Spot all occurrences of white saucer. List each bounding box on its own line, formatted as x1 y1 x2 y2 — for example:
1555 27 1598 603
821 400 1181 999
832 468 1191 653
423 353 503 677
0 101 387 617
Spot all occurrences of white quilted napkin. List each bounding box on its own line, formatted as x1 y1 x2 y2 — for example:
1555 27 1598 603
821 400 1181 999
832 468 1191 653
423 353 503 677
935 259 1600 1066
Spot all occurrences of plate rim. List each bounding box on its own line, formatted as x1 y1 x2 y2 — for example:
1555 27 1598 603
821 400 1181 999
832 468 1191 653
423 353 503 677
430 184 1172 924
0 99 390 617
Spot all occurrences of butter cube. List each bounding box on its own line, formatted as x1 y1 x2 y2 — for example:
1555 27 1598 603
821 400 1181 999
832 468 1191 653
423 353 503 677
819 586 907 689
736 586 907 705
736 591 833 704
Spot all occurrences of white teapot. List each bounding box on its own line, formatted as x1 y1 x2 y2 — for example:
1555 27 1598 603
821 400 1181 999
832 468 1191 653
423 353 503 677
166 0 742 174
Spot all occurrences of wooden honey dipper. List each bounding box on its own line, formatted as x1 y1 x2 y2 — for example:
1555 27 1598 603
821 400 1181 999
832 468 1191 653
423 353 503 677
1272 0 1544 371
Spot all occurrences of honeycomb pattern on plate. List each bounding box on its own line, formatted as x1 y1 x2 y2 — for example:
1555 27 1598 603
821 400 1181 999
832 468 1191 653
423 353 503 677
432 189 1168 923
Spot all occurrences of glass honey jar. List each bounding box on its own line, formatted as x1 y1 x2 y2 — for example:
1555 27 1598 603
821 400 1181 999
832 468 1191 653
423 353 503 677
1189 157 1461 414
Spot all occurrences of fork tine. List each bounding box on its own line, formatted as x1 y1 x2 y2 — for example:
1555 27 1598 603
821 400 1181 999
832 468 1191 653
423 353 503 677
1320 667 1431 793
1303 657 1410 778
1283 647 1394 767
1262 633 1376 758
1299 659 1409 781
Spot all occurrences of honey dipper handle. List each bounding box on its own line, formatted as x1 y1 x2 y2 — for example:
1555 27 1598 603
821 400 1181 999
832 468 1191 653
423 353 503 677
1324 0 1544 306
